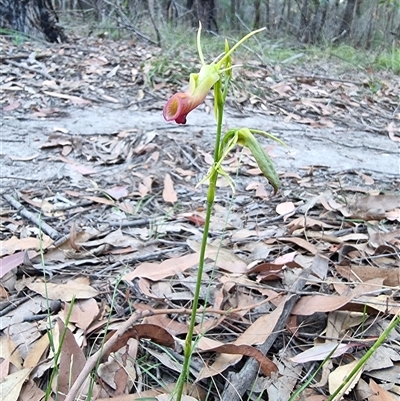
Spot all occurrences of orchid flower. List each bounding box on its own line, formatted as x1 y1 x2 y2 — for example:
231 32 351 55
163 24 265 124
163 65 219 124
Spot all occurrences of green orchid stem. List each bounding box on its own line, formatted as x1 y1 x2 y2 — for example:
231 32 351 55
175 79 225 401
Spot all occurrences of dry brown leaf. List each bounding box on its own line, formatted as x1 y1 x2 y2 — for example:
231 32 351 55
246 261 286 281
143 313 188 336
278 236 318 255
103 186 129 200
335 265 400 287
197 296 286 380
0 236 52 257
271 81 293 95
187 239 247 274
23 333 50 368
59 156 97 175
96 382 204 401
0 336 22 370
103 324 175 361
387 122 400 142
122 253 200 281
276 201 296 221
294 279 387 316
55 319 88 401
84 195 115 205
287 216 335 229
0 251 33 278
19 379 53 401
0 368 32 401
207 344 278 376
66 298 100 331
329 359 363 399
368 379 397 401
163 173 177 203
26 278 98 301
182 213 206 226
43 91 91 105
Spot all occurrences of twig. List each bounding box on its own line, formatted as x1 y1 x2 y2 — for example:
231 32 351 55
1 176 41 181
0 296 30 316
221 268 310 401
107 218 154 228
64 309 153 401
291 74 365 85
5 59 55 81
2 193 61 241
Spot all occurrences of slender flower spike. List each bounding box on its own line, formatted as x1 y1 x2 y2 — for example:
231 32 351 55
163 65 219 124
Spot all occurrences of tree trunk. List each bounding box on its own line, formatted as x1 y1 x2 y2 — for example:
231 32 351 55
308 0 329 43
338 0 358 39
265 0 271 31
0 0 66 42
230 0 239 31
253 0 261 29
277 0 287 30
298 0 308 35
365 0 378 48
190 0 218 32
164 0 178 25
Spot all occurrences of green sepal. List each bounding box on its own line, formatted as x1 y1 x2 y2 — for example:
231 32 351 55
237 128 280 194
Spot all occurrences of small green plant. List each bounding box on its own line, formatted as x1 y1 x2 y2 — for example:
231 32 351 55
163 23 283 401
0 27 35 44
44 298 76 401
38 218 77 401
375 45 400 74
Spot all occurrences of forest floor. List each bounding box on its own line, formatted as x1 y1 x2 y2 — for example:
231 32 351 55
1 34 400 401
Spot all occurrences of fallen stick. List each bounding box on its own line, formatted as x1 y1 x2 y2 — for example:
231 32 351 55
221 269 310 401
3 193 61 241
64 308 155 401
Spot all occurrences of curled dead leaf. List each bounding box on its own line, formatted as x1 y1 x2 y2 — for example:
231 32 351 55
103 324 175 361
207 344 278 376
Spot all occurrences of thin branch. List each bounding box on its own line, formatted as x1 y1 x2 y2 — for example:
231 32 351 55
3 193 62 241
221 268 311 401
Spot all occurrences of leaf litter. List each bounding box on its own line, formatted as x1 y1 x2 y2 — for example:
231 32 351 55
1 34 400 401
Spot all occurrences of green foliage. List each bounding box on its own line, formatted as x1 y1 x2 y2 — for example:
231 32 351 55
374 47 400 74
145 54 193 87
0 28 35 44
158 24 400 75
